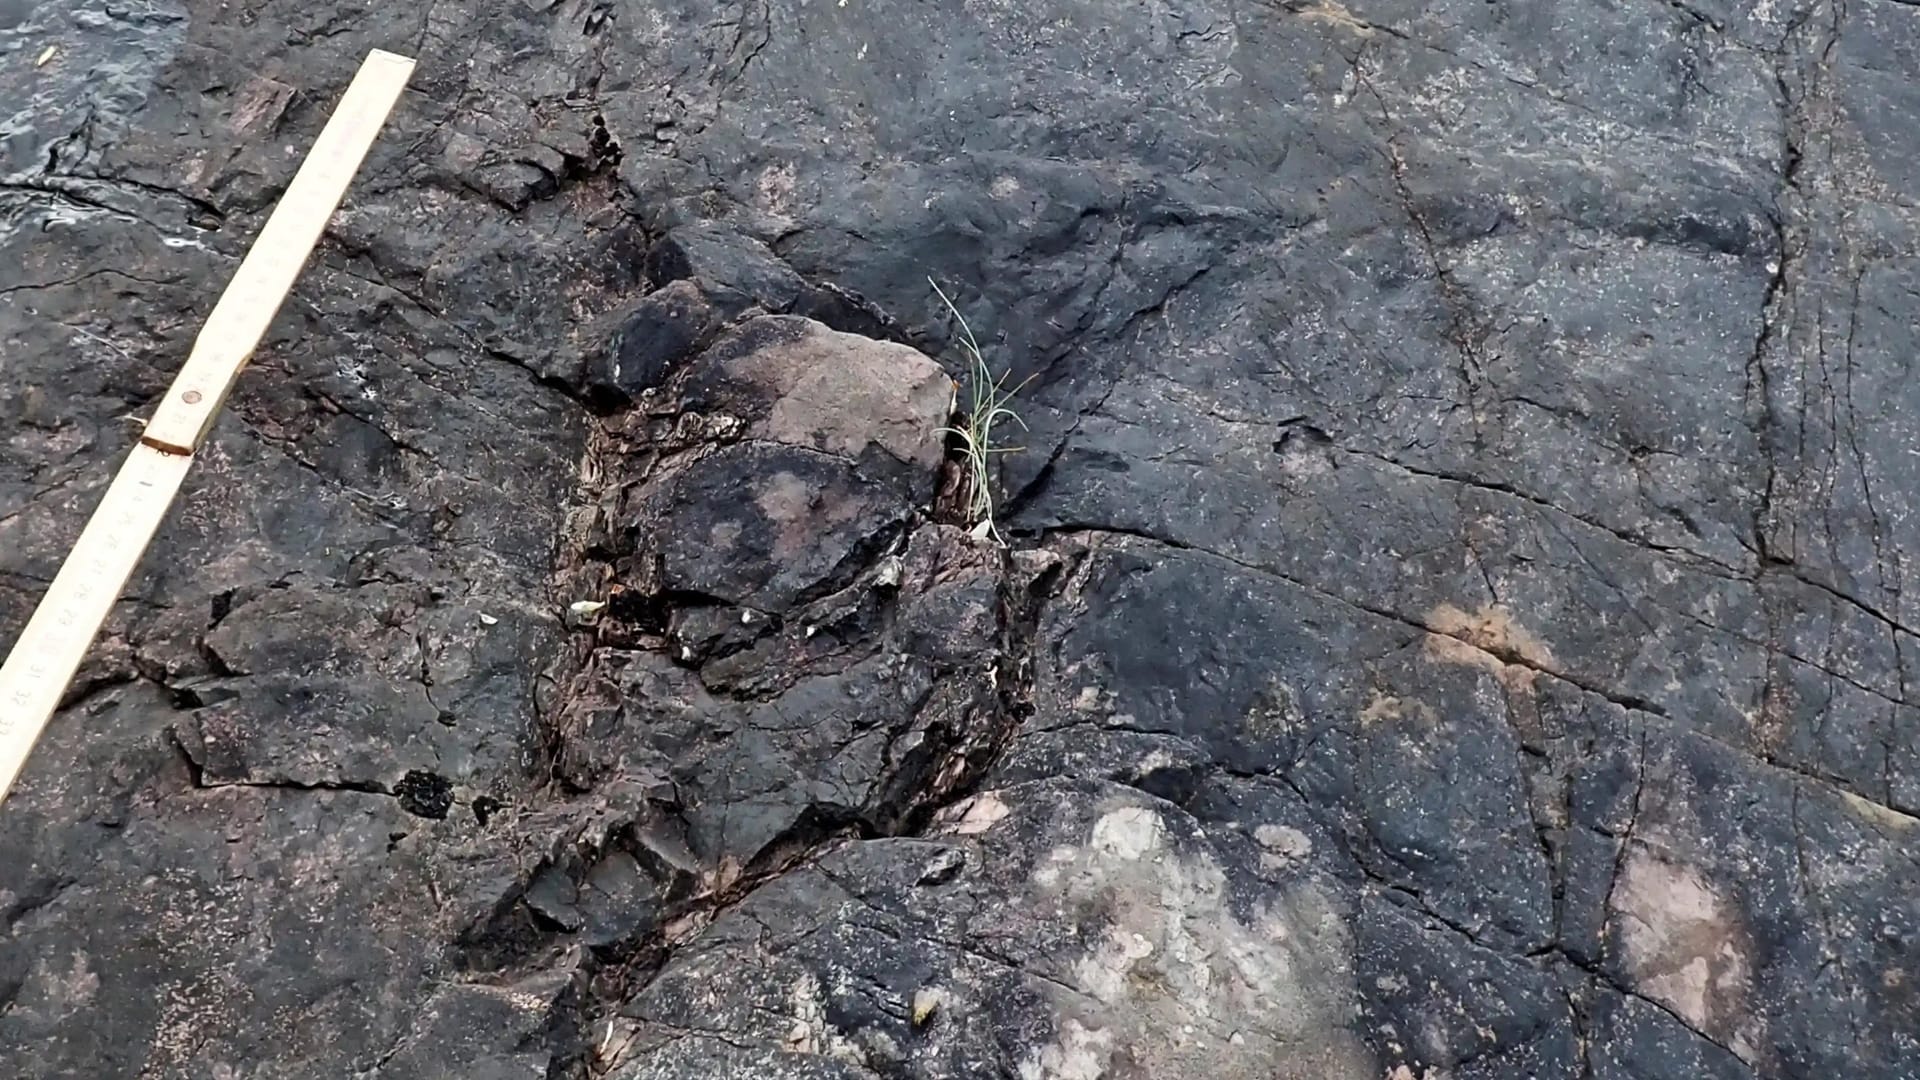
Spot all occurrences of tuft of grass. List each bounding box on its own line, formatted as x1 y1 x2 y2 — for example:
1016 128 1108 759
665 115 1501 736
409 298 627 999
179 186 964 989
930 278 1033 546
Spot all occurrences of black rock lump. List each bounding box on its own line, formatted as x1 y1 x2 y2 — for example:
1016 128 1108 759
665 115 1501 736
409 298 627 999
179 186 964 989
2 0 1917 1077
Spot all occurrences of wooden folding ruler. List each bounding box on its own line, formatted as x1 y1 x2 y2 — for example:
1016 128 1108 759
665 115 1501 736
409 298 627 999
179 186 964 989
0 49 416 804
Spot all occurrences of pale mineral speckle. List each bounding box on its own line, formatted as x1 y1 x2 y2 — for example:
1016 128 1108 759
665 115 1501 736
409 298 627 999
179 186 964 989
1615 844 1761 1061
1254 823 1313 867
1090 805 1166 860
1021 795 1373 1079
943 791 1013 836
1018 1018 1113 1080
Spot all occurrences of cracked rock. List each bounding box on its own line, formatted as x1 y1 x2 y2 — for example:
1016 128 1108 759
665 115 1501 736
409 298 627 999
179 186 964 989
6 0 1920 1075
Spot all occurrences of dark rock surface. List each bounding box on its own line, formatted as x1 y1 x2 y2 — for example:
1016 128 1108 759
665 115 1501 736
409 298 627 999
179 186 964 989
4 0 1919 1077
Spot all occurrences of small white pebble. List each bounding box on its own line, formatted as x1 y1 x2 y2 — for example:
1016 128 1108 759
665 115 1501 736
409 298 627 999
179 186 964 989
478 612 499 626
912 987 940 1026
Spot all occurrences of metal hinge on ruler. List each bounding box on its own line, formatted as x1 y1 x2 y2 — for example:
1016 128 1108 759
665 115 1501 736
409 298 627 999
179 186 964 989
0 49 417 805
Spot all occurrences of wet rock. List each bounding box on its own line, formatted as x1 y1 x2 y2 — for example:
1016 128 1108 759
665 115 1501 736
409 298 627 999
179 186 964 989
554 522 1002 877
368 969 580 1079
626 440 912 614
524 847 661 948
605 313 951 616
1355 896 1581 1078
555 264 999 890
681 316 953 497
1579 986 1758 1080
611 780 1377 1080
7 0 1920 1073
167 581 555 797
645 225 809 321
589 279 719 402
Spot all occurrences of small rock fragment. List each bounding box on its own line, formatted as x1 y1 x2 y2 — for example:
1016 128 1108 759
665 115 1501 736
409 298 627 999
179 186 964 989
912 988 941 1027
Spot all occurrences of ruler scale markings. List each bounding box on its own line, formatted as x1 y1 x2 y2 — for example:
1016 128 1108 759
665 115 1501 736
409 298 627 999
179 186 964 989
0 49 415 805
0 447 193 770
